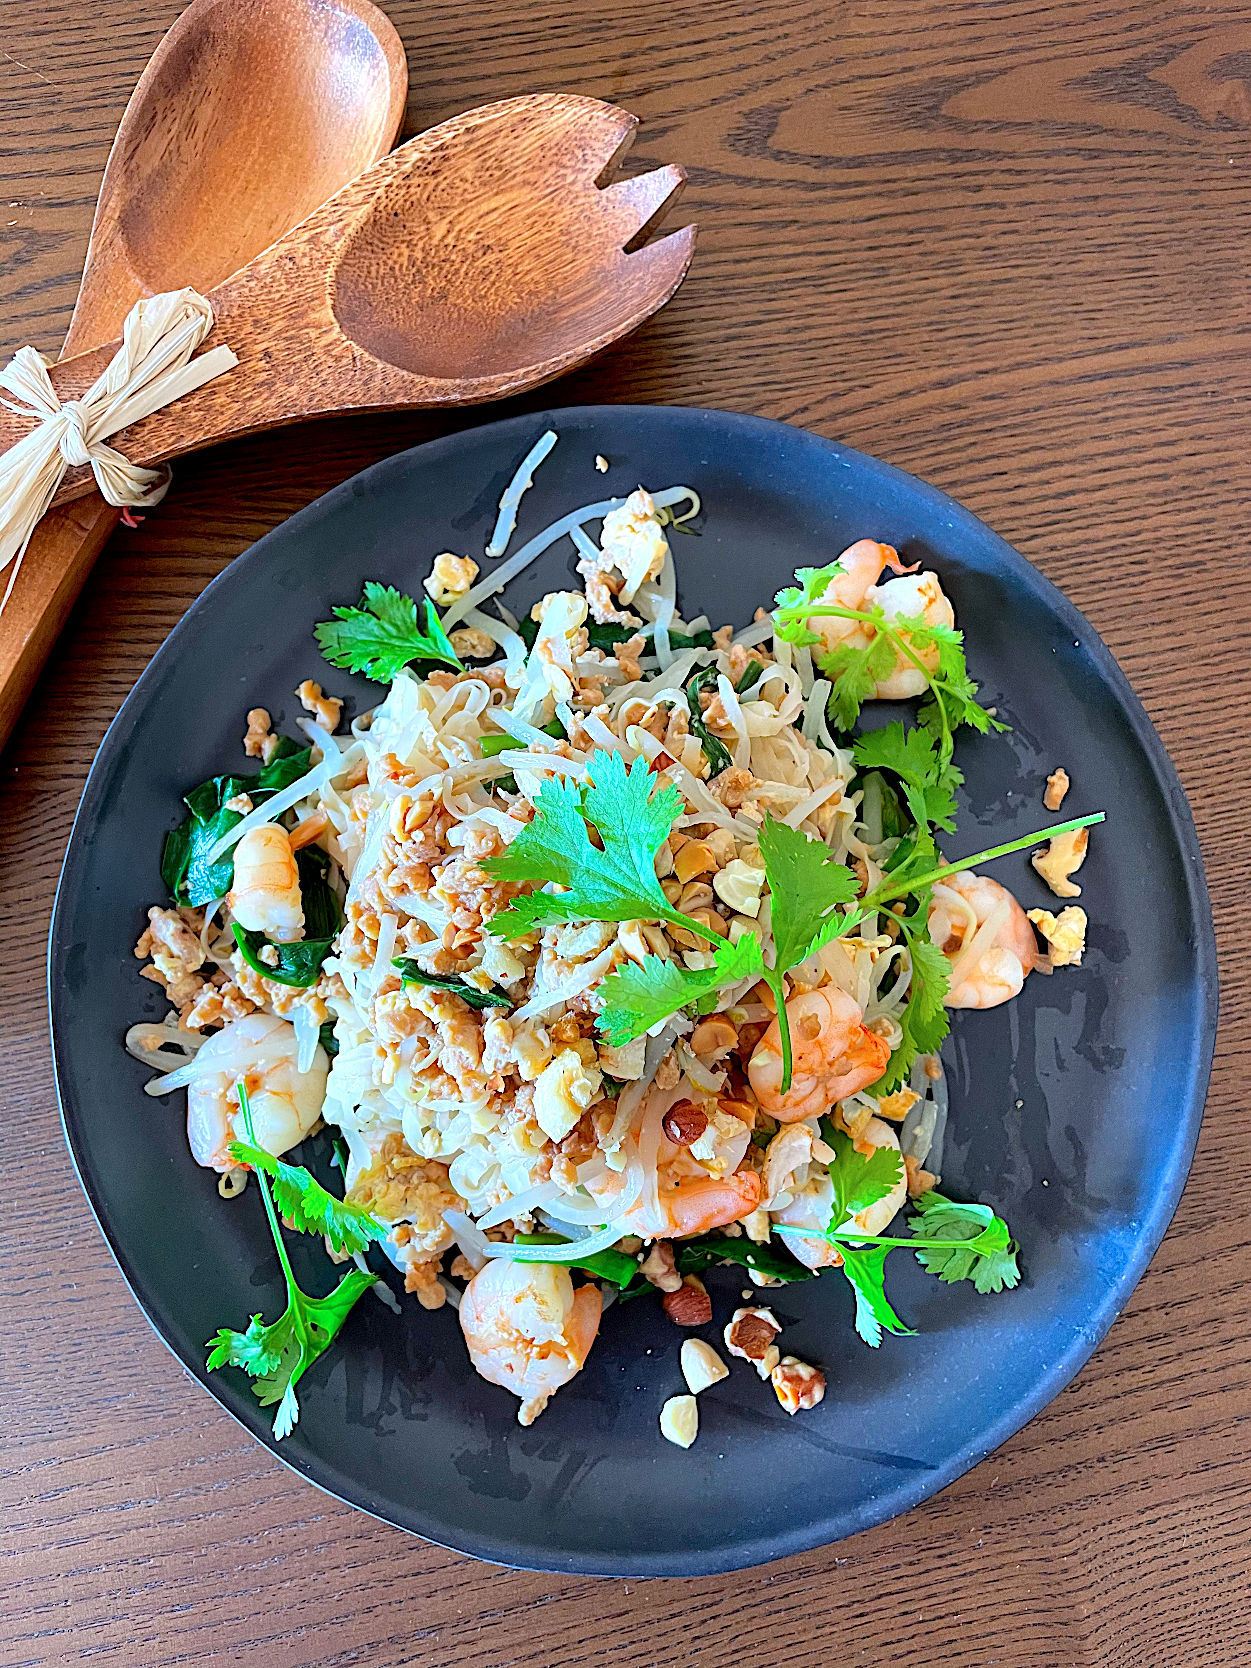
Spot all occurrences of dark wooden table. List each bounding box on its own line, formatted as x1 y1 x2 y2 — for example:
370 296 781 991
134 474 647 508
4 3 1249 1663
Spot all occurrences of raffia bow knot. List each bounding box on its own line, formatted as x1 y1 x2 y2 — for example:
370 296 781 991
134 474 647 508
0 287 238 609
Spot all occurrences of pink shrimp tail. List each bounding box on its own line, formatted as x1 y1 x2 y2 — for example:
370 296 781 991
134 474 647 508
879 543 919 576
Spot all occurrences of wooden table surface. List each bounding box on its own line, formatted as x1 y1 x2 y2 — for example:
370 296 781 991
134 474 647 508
3 2 1249 1663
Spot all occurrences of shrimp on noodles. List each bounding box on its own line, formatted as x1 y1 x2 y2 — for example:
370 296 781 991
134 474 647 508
749 988 890 1121
928 872 1036 1009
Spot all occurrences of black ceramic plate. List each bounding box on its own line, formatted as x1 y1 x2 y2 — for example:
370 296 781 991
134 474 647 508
51 407 1217 1575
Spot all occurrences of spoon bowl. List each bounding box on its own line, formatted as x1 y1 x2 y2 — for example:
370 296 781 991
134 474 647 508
0 0 407 747
67 0 409 356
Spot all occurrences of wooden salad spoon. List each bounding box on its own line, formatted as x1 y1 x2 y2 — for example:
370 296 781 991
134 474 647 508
6 94 694 509
0 0 407 747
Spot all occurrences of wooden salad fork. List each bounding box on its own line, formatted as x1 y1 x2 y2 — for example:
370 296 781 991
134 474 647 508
0 0 408 747
3 94 694 510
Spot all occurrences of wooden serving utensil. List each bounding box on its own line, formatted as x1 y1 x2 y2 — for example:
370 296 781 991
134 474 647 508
0 0 407 748
5 94 694 510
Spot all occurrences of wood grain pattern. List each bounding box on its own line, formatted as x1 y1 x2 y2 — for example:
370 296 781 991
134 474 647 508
0 93 693 505
2 2 1249 1665
0 0 408 751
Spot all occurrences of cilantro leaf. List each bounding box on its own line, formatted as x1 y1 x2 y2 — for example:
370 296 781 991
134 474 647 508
838 1243 916 1347
757 814 859 971
315 582 462 682
822 1120 906 1228
484 751 696 939
853 722 960 834
394 959 512 1009
772 566 1004 755
226 1140 387 1255
205 1084 381 1439
596 934 764 1046
821 632 899 732
909 1192 1021 1293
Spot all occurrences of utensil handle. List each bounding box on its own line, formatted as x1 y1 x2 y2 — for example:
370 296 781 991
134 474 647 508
0 496 122 750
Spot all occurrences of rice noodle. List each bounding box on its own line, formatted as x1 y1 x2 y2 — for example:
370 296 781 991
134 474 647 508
485 429 557 558
479 1215 633 1261
476 1180 561 1230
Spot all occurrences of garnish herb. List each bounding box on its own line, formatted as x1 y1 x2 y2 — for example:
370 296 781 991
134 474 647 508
597 935 763 1047
772 566 1004 760
518 616 714 654
393 958 512 1010
161 740 311 906
315 582 462 682
319 1022 340 1059
674 1232 814 1284
480 719 563 758
205 1083 385 1439
774 1123 1020 1346
483 751 723 944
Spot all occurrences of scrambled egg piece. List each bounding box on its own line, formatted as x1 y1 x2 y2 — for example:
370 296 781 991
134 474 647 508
1028 906 1088 966
533 1047 603 1142
423 552 478 606
1032 826 1088 898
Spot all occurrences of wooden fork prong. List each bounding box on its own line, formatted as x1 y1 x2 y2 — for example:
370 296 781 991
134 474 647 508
599 165 687 251
619 221 697 302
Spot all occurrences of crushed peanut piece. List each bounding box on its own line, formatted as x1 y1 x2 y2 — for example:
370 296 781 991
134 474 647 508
724 1306 782 1377
1032 826 1088 898
640 1240 683 1293
771 1356 826 1414
659 1394 699 1448
1044 767 1070 811
1028 905 1088 966
680 1338 729 1394
595 454 609 472
663 1275 713 1328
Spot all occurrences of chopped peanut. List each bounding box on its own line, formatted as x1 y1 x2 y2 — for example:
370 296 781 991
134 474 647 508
1044 767 1070 811
681 1338 729 1394
771 1356 826 1414
663 1276 713 1327
724 1306 782 1378
659 1394 699 1448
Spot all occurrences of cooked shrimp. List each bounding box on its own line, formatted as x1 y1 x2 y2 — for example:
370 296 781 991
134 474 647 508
228 823 304 942
772 1117 906 1266
749 987 890 1121
928 871 1036 1009
186 1012 327 1170
459 1259 602 1425
808 539 955 699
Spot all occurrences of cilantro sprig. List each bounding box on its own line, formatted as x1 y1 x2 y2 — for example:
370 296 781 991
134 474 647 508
776 1124 1020 1346
483 751 722 944
206 1084 386 1439
597 934 763 1046
772 564 1004 759
315 582 462 682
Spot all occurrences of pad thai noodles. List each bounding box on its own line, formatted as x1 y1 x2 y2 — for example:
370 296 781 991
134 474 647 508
128 432 1097 1439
